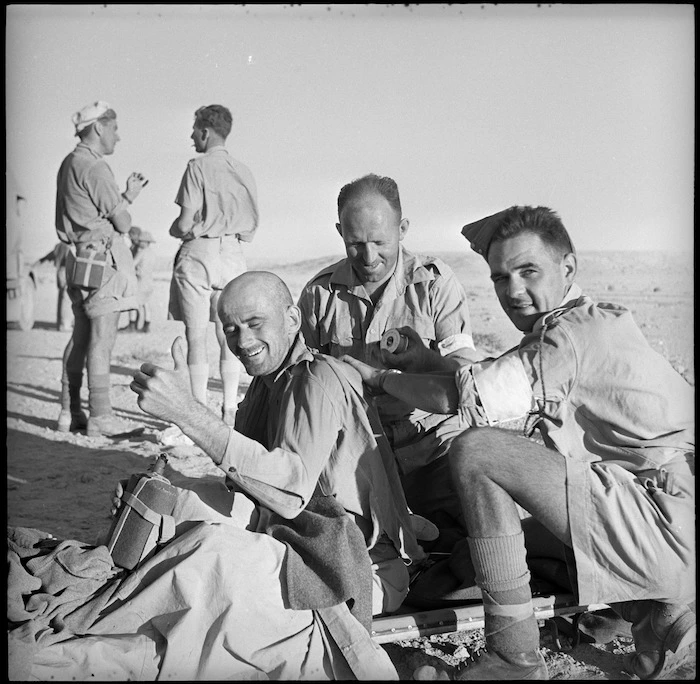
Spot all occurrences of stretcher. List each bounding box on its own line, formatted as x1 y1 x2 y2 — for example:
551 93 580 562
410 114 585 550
371 593 609 645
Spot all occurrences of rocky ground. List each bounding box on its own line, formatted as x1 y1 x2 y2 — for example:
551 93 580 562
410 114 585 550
6 249 695 680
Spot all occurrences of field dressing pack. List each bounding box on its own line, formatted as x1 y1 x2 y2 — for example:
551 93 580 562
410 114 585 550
106 454 178 570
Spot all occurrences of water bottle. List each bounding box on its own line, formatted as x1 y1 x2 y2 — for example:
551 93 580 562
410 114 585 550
106 454 179 570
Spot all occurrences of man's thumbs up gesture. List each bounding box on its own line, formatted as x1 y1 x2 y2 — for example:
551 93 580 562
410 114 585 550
130 336 193 423
131 336 230 465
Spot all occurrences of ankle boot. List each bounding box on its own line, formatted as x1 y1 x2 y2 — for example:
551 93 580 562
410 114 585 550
615 600 696 679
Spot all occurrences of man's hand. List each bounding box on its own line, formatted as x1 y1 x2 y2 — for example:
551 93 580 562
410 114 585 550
130 336 195 424
381 326 432 372
123 172 148 203
340 355 384 390
109 479 129 518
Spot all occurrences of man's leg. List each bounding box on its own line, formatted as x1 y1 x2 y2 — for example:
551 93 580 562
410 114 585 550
57 296 89 432
417 427 567 680
141 300 151 333
213 292 240 426
184 324 209 405
86 310 142 437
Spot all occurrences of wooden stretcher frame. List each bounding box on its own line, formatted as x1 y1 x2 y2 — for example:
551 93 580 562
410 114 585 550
371 593 609 644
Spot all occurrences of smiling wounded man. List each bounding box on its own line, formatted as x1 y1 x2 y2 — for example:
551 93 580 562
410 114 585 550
121 270 426 680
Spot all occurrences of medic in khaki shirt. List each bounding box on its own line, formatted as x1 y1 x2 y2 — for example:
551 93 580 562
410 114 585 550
298 173 484 537
344 205 695 681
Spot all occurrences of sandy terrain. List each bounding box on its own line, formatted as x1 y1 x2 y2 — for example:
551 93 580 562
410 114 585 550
6 248 694 680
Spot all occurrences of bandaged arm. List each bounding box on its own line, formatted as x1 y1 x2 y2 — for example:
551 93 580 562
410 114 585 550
379 349 534 426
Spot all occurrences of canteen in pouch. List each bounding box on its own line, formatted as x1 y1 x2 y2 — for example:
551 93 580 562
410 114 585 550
106 454 178 570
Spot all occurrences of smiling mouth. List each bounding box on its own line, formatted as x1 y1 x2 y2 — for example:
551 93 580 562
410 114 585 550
239 345 265 358
509 302 532 311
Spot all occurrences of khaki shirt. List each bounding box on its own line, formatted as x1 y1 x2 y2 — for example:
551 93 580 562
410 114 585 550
298 246 475 471
175 146 258 241
456 284 695 604
55 143 129 244
220 335 423 567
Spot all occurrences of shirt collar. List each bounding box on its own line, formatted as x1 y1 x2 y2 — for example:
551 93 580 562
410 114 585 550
263 333 314 386
205 145 228 155
532 282 585 332
328 246 435 298
76 141 102 159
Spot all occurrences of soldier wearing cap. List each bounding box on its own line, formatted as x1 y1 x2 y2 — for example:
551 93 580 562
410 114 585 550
55 100 148 437
343 205 695 680
298 174 484 545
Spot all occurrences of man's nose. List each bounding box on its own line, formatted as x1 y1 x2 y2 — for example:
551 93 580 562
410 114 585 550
237 327 253 347
507 278 525 299
363 244 378 264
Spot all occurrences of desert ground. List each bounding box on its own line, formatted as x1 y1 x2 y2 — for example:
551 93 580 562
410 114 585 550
6 247 695 680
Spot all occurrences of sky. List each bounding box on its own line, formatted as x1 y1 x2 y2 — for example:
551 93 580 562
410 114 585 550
6 3 695 265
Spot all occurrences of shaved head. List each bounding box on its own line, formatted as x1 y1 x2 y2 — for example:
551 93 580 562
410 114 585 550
217 271 300 376
220 271 294 310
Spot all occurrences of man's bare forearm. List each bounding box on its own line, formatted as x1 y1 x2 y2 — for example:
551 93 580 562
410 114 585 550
419 347 484 372
168 400 230 465
382 371 459 414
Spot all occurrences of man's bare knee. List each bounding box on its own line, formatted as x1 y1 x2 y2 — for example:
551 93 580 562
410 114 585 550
449 427 501 477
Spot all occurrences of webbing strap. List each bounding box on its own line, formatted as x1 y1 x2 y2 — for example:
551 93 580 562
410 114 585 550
121 491 175 544
483 601 535 620
122 491 160 526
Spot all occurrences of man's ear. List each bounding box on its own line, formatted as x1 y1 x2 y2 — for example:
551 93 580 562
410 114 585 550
398 218 410 241
562 251 577 283
287 304 302 335
335 222 342 237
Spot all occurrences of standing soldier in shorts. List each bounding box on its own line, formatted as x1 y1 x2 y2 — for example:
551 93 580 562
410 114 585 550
55 100 148 438
168 105 259 429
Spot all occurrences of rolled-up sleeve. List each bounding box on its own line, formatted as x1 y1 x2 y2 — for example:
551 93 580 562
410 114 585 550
219 369 343 519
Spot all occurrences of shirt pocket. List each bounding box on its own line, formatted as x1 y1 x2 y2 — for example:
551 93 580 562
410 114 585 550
318 311 363 358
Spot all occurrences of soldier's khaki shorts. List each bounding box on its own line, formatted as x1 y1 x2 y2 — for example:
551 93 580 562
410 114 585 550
168 235 246 327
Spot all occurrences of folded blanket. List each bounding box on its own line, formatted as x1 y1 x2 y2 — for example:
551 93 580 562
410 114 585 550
265 494 374 632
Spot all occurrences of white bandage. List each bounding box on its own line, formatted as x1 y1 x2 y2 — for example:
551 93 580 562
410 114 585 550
437 333 475 356
471 351 534 425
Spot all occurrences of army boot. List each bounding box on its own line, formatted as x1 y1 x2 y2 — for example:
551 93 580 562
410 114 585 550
614 600 696 679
